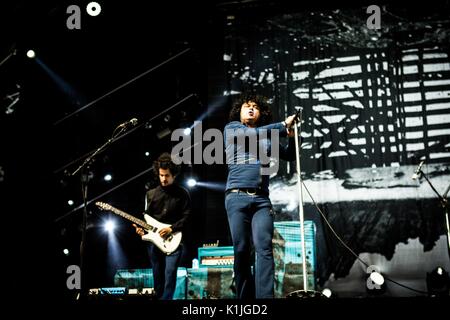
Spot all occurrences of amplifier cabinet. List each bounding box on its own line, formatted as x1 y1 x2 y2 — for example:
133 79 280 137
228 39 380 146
186 267 235 299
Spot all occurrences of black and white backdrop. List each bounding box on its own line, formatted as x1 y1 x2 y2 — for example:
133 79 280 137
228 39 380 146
212 2 450 296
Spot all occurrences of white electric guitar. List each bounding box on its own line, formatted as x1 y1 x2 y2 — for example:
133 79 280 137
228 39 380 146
95 201 182 255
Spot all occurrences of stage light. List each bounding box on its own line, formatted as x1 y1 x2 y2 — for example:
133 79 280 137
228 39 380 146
427 266 450 297
193 95 228 122
86 2 101 16
366 266 386 295
104 174 112 182
104 220 116 233
183 128 191 135
145 151 150 157
321 288 332 298
26 50 36 59
195 181 227 192
370 271 385 286
67 200 74 206
63 248 69 256
187 178 197 188
157 128 171 139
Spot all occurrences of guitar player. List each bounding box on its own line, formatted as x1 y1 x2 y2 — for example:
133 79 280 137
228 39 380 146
133 152 192 300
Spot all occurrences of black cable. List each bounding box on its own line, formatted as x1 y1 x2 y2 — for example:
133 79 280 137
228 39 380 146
53 48 191 126
301 180 428 295
54 166 154 223
53 93 196 175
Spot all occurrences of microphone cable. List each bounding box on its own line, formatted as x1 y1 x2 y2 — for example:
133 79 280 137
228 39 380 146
301 180 428 295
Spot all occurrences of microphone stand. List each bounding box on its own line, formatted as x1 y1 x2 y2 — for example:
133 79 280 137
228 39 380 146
0 49 16 68
287 108 324 298
417 169 450 260
70 124 128 299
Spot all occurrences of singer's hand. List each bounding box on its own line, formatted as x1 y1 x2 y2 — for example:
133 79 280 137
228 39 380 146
287 128 295 137
284 115 296 127
284 115 296 137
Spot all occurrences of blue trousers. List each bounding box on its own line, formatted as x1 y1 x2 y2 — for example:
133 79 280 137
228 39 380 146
225 192 274 299
149 244 182 300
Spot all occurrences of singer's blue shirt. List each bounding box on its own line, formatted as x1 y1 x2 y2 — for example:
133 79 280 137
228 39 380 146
224 121 296 194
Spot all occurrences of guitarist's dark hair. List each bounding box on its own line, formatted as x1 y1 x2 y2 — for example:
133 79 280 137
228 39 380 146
153 152 181 177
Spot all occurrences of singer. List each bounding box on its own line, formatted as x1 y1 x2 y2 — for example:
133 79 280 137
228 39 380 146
224 92 297 299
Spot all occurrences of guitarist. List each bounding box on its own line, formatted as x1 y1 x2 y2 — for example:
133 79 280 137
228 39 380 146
133 152 191 300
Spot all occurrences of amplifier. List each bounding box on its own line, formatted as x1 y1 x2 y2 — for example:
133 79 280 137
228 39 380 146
114 268 187 300
273 220 317 297
87 287 155 301
89 287 127 295
198 246 234 268
186 267 235 299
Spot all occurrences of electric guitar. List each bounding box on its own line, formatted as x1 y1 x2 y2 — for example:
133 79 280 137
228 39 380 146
95 201 182 255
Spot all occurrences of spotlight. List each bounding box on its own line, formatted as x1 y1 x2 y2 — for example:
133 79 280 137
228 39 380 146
145 151 150 157
426 267 450 297
194 181 227 191
183 128 191 136
63 248 69 256
366 266 386 295
157 128 171 139
67 200 74 206
321 288 333 298
104 220 116 233
187 178 197 188
104 174 112 182
369 271 385 286
26 50 36 59
86 2 102 16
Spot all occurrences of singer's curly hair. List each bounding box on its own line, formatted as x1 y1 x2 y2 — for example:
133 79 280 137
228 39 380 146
153 152 181 177
228 92 273 126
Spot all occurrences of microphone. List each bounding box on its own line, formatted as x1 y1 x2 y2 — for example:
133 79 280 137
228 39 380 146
119 118 138 128
293 106 303 122
284 107 303 129
412 160 425 180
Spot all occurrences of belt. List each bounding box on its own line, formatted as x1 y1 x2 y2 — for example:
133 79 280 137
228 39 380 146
226 188 268 197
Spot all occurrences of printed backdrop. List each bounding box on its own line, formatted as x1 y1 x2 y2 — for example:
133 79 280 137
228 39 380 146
221 6 450 296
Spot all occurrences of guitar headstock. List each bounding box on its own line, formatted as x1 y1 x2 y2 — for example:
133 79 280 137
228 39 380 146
95 201 112 211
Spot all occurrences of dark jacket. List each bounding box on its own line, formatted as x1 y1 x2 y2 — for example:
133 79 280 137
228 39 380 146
145 184 191 233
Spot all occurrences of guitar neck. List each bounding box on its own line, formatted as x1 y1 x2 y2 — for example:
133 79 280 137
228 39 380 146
109 207 153 230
